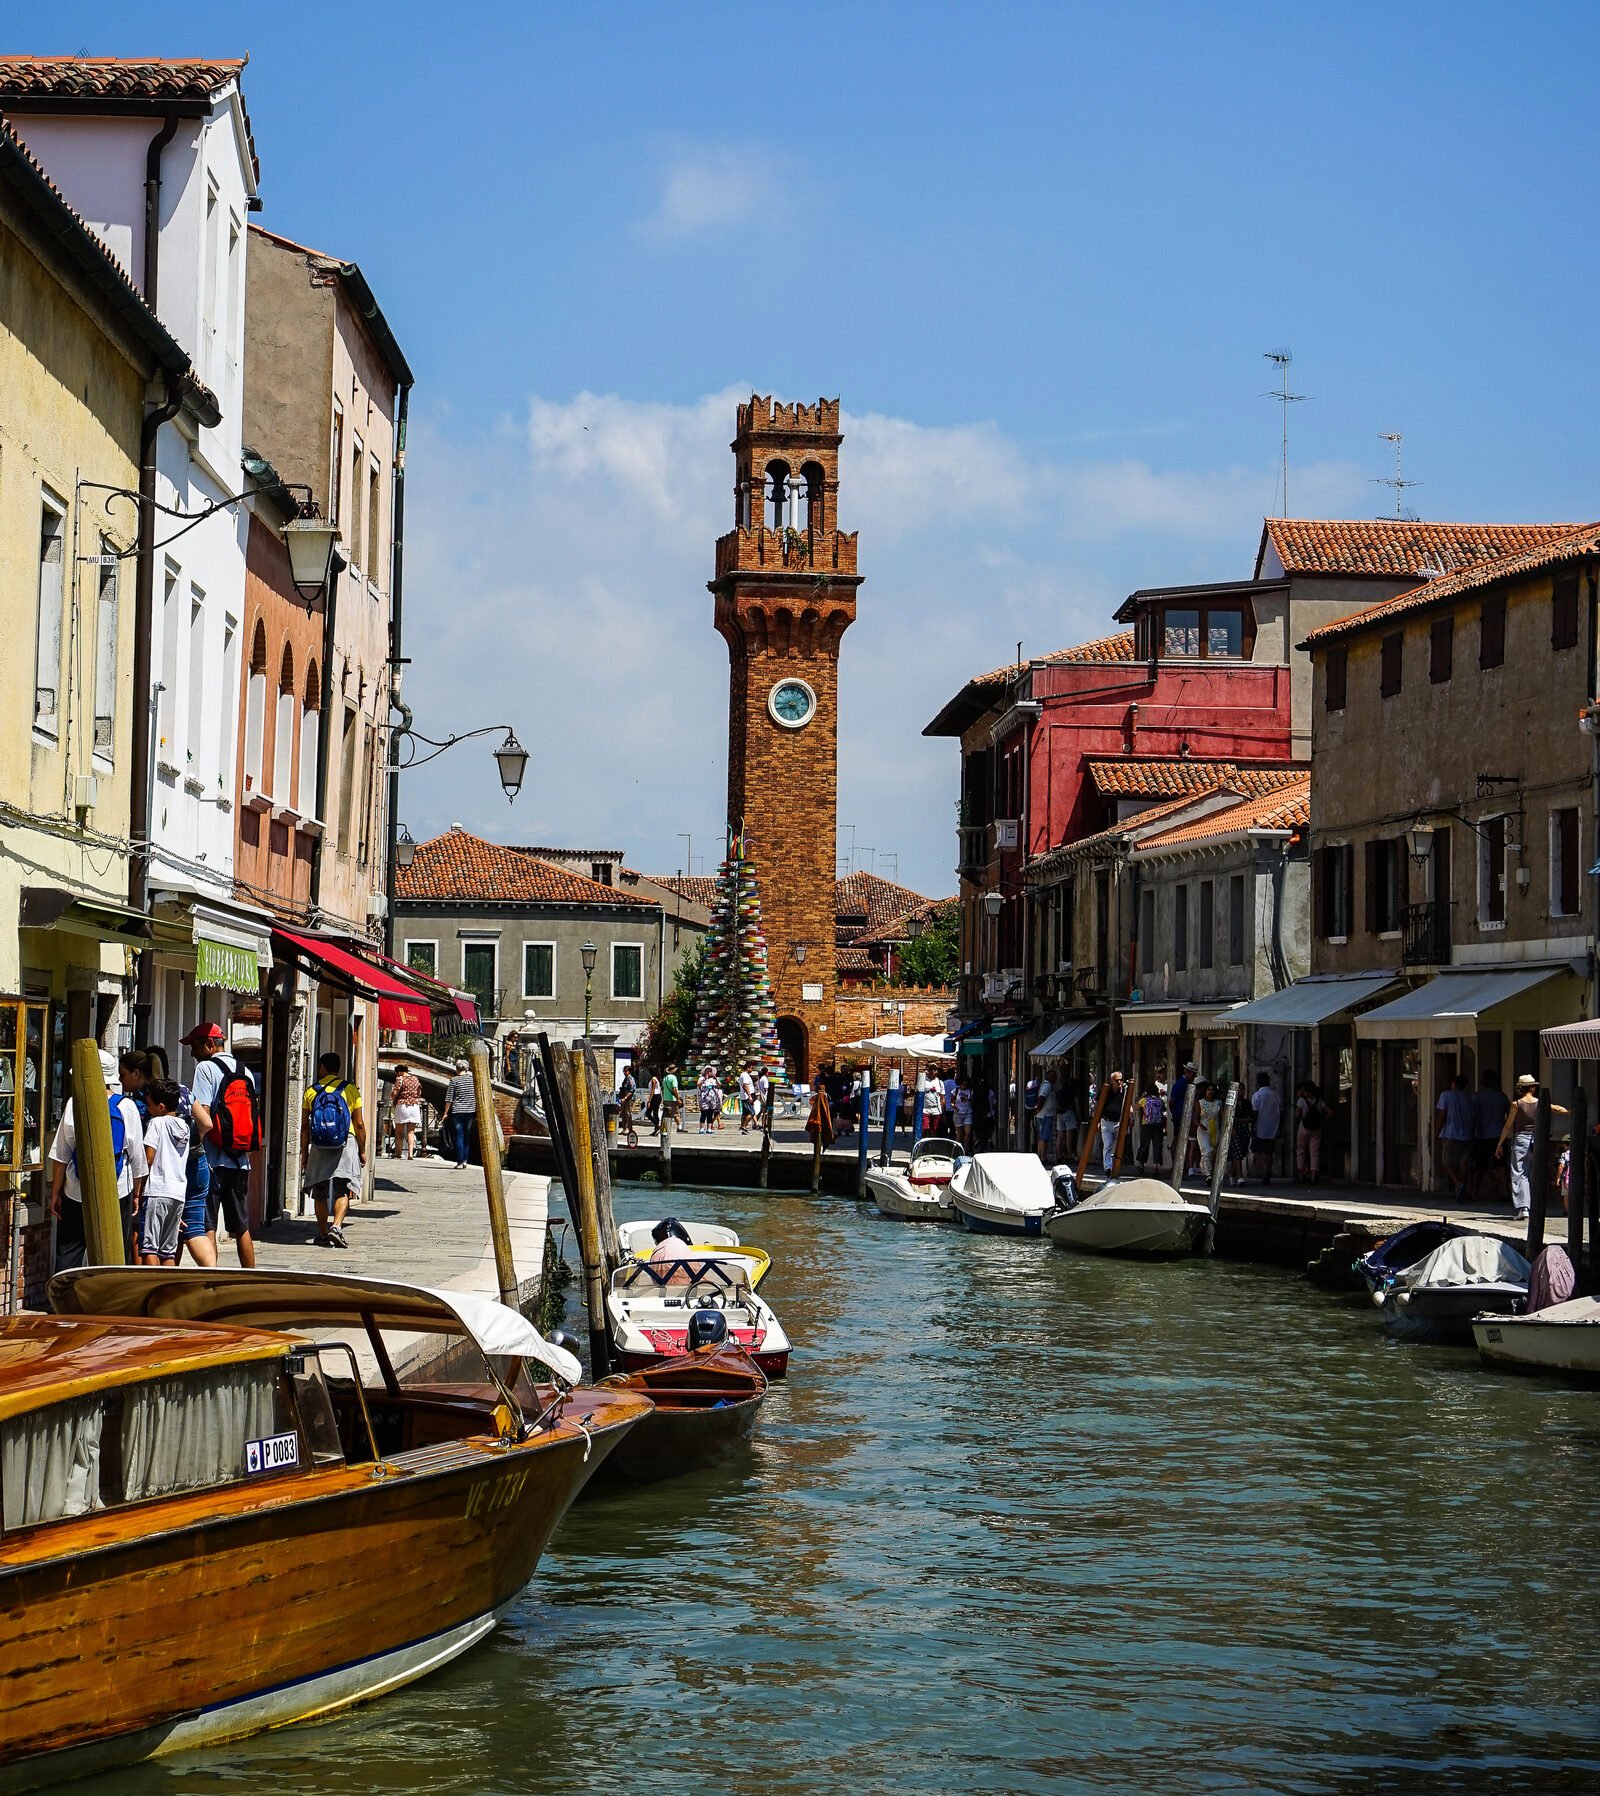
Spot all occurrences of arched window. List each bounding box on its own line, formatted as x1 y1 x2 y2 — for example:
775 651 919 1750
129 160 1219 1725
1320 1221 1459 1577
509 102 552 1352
243 620 267 794
273 643 297 807
300 660 321 823
801 462 825 534
766 460 791 531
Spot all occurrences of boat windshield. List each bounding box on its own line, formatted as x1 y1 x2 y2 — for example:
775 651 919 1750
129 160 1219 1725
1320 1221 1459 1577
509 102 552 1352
2 1358 307 1531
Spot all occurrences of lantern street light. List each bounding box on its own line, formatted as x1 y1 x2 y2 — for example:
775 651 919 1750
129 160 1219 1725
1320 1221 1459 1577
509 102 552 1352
906 910 926 940
580 940 598 1045
282 512 342 601
395 824 418 870
981 890 1004 921
1407 823 1435 866
492 730 529 801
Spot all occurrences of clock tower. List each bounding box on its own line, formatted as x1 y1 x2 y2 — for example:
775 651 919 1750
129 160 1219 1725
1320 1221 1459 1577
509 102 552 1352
711 395 861 1080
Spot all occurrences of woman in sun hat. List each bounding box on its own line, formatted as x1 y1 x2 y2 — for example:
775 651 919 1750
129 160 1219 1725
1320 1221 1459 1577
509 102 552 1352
1496 1073 1567 1221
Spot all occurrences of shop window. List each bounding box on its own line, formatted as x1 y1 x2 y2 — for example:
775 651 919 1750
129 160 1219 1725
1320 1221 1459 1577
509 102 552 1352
1325 645 1347 711
1480 593 1506 669
1429 616 1453 684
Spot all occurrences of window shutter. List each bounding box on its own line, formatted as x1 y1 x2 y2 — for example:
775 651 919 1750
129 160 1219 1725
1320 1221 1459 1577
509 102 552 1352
1380 632 1403 698
1552 570 1579 651
1365 840 1380 934
1480 594 1506 668
1325 646 1347 711
1430 616 1453 683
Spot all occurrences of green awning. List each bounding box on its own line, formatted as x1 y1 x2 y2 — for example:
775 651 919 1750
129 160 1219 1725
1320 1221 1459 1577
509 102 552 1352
959 1022 1026 1056
196 936 260 994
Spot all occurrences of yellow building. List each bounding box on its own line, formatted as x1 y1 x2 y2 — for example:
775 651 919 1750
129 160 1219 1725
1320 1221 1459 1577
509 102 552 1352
0 123 200 1300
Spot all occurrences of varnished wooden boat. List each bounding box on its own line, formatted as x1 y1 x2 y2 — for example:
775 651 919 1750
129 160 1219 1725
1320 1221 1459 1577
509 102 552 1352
15 1267 650 1789
586 1341 767 1488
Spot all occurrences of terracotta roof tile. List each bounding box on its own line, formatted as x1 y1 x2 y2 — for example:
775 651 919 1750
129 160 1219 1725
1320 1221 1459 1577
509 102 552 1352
1301 522 1600 647
0 56 245 99
1135 777 1311 852
396 828 648 907
1260 517 1580 580
835 870 933 934
1087 759 1306 799
852 893 958 948
650 875 721 909
1045 788 1242 859
970 630 1136 690
835 946 879 973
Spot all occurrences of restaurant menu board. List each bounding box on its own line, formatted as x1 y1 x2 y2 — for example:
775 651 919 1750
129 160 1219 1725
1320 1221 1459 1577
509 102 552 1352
0 999 48 1173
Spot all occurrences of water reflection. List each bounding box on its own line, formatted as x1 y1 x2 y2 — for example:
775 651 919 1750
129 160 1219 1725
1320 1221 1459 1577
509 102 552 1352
90 1186 1600 1795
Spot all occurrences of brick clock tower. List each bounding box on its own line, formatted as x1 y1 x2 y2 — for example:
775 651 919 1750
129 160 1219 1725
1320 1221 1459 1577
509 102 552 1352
711 395 861 1081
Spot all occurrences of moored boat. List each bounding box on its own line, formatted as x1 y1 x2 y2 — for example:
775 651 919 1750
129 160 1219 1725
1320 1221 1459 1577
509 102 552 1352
606 1254 791 1378
1473 1292 1600 1378
589 1333 767 1486
949 1152 1056 1237
16 1266 648 1788
1370 1233 1531 1340
865 1136 961 1222
1044 1176 1212 1257
1355 1219 1479 1295
616 1218 771 1287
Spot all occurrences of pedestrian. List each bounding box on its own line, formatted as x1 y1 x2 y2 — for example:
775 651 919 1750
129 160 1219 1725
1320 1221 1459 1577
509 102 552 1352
1248 1071 1281 1183
48 1047 144 1272
952 1078 974 1150
443 1056 477 1168
1057 1079 1080 1163
391 1060 424 1161
137 1078 189 1267
174 1076 215 1267
738 1065 756 1133
302 1051 366 1248
755 1065 771 1126
183 1022 260 1268
1169 1061 1196 1170
662 1063 681 1129
698 1067 721 1133
1497 1074 1567 1221
1470 1068 1510 1202
1135 1081 1165 1170
1035 1071 1060 1165
118 1048 151 1124
1099 1070 1127 1173
646 1070 663 1131
806 1082 834 1150
923 1067 945 1136
1433 1073 1473 1201
1196 1081 1222 1179
1295 1080 1331 1185
617 1062 637 1135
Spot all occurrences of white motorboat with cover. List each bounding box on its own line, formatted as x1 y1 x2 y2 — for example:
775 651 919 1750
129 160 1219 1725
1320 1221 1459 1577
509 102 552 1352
606 1254 792 1378
1355 1219 1479 1295
949 1152 1057 1237
1473 1293 1600 1377
1044 1175 1212 1257
865 1137 961 1221
1371 1233 1531 1338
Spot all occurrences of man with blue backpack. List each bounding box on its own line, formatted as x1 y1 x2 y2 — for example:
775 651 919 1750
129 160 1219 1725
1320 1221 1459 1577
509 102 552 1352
47 1047 146 1271
300 1051 366 1249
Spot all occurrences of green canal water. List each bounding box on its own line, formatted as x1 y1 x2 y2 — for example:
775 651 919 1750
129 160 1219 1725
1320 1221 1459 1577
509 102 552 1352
109 1185 1600 1795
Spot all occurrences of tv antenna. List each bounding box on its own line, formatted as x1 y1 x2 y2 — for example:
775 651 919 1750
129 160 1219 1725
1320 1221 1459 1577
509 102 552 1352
1373 432 1420 519
1261 349 1307 517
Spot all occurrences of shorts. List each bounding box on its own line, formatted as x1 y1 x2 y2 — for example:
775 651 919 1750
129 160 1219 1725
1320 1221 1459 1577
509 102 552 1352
207 1165 252 1237
139 1192 183 1260
180 1152 210 1241
1440 1138 1471 1178
1036 1115 1057 1138
1250 1133 1277 1158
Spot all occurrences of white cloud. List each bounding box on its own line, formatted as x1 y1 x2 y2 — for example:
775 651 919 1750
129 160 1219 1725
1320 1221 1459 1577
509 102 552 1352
637 142 788 241
399 391 1368 894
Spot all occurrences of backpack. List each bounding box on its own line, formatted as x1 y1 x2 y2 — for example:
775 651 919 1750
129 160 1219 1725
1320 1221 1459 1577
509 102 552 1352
308 1079 352 1150
1142 1095 1163 1124
71 1095 127 1179
209 1055 263 1153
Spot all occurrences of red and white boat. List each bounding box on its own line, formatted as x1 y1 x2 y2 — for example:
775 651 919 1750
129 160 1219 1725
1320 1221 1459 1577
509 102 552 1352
606 1255 791 1379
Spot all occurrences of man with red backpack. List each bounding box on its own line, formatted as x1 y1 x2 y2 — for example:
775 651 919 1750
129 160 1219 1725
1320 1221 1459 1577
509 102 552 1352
182 1022 261 1268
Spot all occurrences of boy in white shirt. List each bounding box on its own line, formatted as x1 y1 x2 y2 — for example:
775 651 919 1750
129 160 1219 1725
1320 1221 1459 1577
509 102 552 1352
139 1078 189 1267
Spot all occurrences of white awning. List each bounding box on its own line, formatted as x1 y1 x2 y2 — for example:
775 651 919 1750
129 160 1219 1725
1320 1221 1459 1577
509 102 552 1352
1225 973 1403 1029
1356 964 1579 1041
1543 1020 1600 1062
1118 1006 1182 1038
1185 1003 1243 1034
1030 1018 1102 1059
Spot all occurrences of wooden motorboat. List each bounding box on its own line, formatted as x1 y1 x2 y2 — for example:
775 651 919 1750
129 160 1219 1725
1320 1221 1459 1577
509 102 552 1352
19 1267 649 1787
949 1152 1057 1237
1474 1295 1600 1377
1045 1175 1212 1257
865 1136 961 1222
606 1254 792 1378
587 1339 767 1487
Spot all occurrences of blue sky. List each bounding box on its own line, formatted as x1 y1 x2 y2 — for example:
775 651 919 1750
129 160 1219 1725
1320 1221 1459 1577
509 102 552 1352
42 2 1600 893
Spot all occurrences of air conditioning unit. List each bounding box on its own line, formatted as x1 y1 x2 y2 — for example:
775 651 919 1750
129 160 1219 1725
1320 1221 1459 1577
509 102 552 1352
994 820 1019 851
366 892 388 920
73 774 98 813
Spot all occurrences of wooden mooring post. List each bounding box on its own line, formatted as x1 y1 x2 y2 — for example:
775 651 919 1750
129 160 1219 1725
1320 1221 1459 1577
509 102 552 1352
758 1079 775 1189
1529 1089 1551 1260
1169 1079 1199 1193
70 1039 125 1267
468 1038 518 1308
1568 1085 1587 1278
1209 1081 1240 1222
1076 1079 1110 1189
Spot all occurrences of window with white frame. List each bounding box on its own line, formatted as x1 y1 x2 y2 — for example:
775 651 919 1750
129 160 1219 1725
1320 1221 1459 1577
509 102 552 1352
462 941 498 1015
91 545 119 761
349 434 364 573
158 562 181 764
299 662 320 819
186 587 206 773
523 942 556 1000
34 494 65 737
243 620 267 793
219 614 239 791
612 942 644 1001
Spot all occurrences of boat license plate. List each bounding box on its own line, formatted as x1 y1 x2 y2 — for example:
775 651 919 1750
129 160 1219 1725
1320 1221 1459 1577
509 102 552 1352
246 1431 300 1473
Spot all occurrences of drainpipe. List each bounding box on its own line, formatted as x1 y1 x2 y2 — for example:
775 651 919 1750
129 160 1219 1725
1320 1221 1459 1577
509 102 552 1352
142 113 180 305
383 381 411 958
311 568 342 916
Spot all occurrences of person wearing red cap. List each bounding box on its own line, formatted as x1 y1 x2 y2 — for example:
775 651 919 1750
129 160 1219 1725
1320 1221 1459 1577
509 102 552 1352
182 1022 258 1268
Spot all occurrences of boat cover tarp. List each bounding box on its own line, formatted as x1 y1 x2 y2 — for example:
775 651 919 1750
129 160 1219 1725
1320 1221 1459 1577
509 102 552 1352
1505 1294 1600 1326
1394 1235 1531 1292
1077 1177 1209 1214
955 1153 1055 1214
49 1265 583 1385
1527 1244 1576 1313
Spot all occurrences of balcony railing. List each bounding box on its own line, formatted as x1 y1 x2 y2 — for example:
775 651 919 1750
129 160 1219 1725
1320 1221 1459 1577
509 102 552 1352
957 825 988 881
1402 901 1452 967
982 968 1024 1003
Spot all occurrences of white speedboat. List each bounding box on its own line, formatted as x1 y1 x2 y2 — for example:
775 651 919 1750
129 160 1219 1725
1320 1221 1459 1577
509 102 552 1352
865 1136 961 1222
617 1218 740 1256
1045 1176 1212 1257
949 1152 1056 1237
1473 1295 1600 1377
1373 1233 1530 1340
607 1254 792 1378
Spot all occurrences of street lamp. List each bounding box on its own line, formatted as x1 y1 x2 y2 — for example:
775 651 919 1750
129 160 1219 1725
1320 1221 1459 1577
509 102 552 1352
493 729 529 802
1407 823 1435 866
793 942 809 965
580 940 598 1044
981 890 1004 920
282 512 342 601
395 824 417 869
906 911 926 941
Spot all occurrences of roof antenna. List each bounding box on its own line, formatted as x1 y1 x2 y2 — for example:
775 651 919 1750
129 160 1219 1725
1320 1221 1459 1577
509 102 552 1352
1373 431 1421 520
1261 349 1307 518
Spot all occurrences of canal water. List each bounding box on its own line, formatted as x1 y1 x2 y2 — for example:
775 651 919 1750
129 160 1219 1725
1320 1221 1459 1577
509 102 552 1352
113 1184 1600 1795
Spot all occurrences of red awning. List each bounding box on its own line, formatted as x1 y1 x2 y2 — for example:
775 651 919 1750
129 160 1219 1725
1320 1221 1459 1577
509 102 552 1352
366 947 479 1029
271 927 434 1032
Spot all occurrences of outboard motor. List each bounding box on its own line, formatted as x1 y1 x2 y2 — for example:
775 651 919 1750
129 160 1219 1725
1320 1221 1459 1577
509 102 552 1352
1050 1164 1079 1209
550 1328 583 1360
686 1308 729 1350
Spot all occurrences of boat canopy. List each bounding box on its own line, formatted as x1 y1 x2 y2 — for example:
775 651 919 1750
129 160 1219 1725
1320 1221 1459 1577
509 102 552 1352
1393 1235 1531 1291
48 1267 582 1386
957 1153 1055 1213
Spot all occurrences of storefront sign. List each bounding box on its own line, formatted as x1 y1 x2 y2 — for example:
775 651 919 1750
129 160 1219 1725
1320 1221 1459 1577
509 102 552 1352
196 937 260 994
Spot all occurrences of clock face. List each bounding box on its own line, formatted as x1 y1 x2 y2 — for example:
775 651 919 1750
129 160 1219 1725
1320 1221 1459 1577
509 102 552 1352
768 678 818 729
